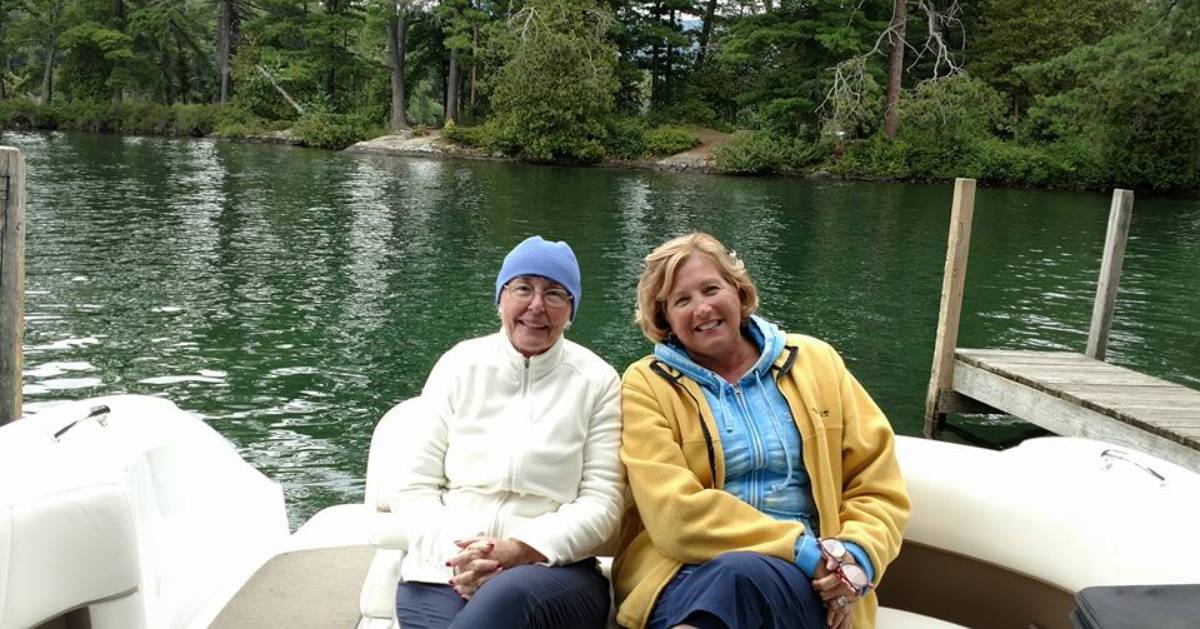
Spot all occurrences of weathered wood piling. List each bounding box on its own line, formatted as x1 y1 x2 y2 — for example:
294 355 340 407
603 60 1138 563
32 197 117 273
0 146 25 425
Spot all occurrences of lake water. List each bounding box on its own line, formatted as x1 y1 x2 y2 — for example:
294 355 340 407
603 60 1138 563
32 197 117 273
7 131 1199 527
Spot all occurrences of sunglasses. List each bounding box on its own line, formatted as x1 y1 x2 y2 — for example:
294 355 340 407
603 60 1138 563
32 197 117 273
819 538 871 597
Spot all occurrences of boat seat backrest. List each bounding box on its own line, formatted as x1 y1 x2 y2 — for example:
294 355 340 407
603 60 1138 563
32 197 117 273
0 481 144 629
364 397 428 514
359 398 426 627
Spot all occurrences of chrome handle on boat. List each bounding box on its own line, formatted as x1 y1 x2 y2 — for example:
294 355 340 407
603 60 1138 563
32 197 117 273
1100 448 1167 486
51 405 111 441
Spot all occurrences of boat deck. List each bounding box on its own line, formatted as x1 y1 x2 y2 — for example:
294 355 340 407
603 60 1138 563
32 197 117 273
211 545 374 629
949 348 1200 470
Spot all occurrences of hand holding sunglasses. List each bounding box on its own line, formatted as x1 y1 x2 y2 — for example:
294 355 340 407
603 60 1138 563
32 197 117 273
818 538 872 608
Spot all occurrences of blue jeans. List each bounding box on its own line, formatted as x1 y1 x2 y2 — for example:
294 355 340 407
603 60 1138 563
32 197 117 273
394 559 610 629
647 552 827 629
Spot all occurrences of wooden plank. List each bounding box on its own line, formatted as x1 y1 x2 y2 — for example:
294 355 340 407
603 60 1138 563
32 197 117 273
1086 189 1134 361
982 364 1128 377
957 353 1096 371
1061 386 1200 400
954 359 1200 407
924 178 976 438
959 349 1091 361
1052 390 1200 432
1023 373 1177 386
1109 406 1200 416
1107 407 1200 420
1130 417 1200 432
0 146 25 425
956 363 1086 399
936 389 1001 415
952 361 1200 471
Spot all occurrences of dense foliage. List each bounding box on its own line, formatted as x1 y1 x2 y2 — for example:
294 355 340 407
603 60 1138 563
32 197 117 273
0 0 1194 190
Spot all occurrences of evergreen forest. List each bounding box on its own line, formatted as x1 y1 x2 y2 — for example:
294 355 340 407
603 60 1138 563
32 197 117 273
0 0 1196 191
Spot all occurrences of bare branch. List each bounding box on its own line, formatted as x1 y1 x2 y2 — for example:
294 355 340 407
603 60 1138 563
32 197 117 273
820 0 966 136
908 0 964 79
508 5 542 42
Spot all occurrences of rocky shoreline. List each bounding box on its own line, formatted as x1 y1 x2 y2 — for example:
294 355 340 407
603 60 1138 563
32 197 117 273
344 130 722 174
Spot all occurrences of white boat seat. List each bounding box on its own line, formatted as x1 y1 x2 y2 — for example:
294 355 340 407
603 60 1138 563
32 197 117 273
0 396 292 629
884 435 1200 629
0 475 142 629
358 398 420 628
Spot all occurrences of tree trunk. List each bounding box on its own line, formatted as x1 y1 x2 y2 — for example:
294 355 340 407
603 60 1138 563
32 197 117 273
40 39 56 105
112 0 124 104
883 0 908 139
215 0 238 104
649 43 659 106
763 0 773 12
446 47 459 124
325 62 336 103
695 0 718 70
162 46 174 104
665 9 674 101
0 3 7 100
176 35 190 103
387 8 409 131
469 27 477 112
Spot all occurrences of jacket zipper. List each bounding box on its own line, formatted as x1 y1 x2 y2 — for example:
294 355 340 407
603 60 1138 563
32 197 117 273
734 384 766 510
510 357 530 490
495 357 530 536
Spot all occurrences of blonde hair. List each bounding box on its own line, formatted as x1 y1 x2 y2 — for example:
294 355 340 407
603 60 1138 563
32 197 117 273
634 232 759 343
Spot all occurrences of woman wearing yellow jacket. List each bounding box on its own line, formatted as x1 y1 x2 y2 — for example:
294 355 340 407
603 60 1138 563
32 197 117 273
614 232 909 629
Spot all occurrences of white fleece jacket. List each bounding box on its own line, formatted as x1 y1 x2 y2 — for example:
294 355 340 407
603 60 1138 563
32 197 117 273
385 331 623 584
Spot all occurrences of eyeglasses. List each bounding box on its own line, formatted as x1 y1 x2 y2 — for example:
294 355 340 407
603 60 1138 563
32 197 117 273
504 282 573 309
819 538 871 597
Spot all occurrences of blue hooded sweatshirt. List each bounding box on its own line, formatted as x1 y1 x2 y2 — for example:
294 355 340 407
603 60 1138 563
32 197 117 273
654 315 874 580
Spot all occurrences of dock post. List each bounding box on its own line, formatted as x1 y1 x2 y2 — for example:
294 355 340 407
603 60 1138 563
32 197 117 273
1085 189 1134 362
923 178 976 439
0 146 26 425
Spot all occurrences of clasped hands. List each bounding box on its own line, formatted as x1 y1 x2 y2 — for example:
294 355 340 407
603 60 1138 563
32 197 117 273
445 535 546 599
813 552 862 629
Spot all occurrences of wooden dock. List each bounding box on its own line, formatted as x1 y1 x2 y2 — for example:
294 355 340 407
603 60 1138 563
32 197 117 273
924 179 1200 473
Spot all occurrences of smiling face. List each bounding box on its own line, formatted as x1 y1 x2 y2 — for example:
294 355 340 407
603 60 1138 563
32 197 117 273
663 254 746 365
499 275 572 357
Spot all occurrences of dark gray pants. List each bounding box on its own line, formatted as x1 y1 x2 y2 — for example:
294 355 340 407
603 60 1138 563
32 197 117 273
394 559 610 629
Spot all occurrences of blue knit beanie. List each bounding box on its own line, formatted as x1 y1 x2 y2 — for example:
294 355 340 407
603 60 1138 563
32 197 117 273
495 236 582 321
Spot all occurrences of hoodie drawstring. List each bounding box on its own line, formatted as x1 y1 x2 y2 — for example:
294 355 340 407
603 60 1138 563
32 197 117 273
755 370 795 494
717 386 733 433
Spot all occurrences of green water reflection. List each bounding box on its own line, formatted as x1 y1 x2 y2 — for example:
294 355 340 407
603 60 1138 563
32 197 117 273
9 131 1199 527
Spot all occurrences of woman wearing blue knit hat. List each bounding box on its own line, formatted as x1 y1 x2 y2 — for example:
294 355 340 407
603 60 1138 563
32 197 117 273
385 235 621 629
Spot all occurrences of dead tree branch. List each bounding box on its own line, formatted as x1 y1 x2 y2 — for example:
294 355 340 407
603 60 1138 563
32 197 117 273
819 0 965 136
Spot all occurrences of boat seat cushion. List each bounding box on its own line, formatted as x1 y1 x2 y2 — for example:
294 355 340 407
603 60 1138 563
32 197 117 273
0 482 140 629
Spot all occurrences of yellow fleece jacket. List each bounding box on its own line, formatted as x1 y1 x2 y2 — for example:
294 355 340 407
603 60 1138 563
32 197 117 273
613 333 910 628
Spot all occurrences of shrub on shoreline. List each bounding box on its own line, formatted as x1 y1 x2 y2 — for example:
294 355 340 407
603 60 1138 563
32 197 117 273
715 131 823 175
643 126 701 157
0 99 227 137
290 111 382 150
